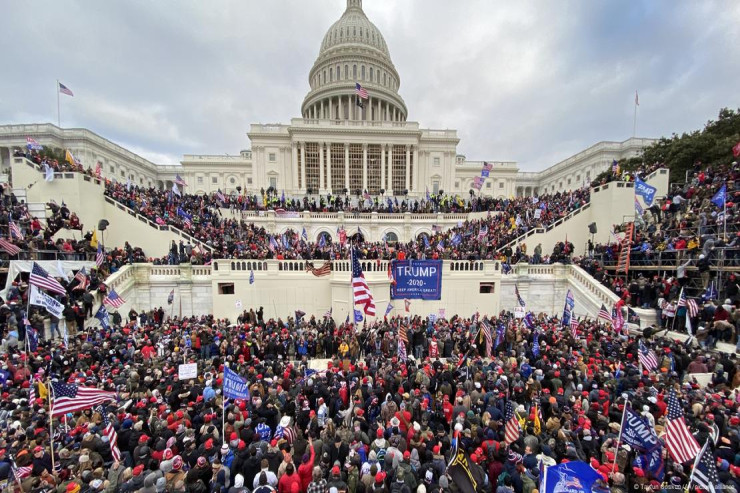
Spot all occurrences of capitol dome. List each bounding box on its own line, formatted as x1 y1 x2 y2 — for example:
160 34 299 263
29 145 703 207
301 0 408 122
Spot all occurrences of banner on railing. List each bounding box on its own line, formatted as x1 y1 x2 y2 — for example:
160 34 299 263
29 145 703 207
390 260 443 300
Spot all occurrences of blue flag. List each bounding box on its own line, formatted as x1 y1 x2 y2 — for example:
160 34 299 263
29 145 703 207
385 303 393 316
423 235 430 249
249 270 254 284
634 177 657 206
635 197 644 215
95 305 110 329
354 309 364 323
711 184 726 208
540 461 602 493
223 367 250 400
318 234 326 248
532 331 540 357
302 228 308 241
620 405 664 480
523 312 535 329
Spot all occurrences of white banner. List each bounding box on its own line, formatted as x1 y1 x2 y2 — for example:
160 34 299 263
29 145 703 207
178 363 198 380
29 285 64 318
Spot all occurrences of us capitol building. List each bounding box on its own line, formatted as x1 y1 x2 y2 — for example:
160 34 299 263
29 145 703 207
0 0 654 199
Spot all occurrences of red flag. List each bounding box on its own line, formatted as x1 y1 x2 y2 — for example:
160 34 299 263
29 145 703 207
733 141 740 158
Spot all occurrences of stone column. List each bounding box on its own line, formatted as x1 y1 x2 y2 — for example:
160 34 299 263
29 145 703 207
387 145 393 194
320 100 324 120
300 142 306 192
327 143 332 193
344 143 350 192
377 98 381 122
380 144 386 192
366 96 371 121
362 144 368 191
412 145 419 192
339 96 343 120
291 142 298 193
319 142 325 192
405 145 411 192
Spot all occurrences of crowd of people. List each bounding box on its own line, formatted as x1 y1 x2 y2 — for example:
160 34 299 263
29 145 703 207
1 299 738 493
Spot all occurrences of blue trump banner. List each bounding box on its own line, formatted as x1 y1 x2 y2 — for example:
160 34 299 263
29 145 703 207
223 367 250 400
390 260 443 300
540 461 602 493
634 177 657 206
620 405 664 480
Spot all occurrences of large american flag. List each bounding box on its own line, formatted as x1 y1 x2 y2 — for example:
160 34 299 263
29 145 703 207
95 405 121 462
504 401 520 444
399 325 409 344
689 440 720 493
29 262 66 295
355 82 369 100
351 249 375 316
638 340 658 372
51 381 116 417
598 304 613 324
666 389 701 464
0 237 21 255
58 82 74 96
175 174 187 186
96 244 105 267
103 288 126 308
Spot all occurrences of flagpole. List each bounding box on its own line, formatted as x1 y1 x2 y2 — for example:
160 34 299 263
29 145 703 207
632 91 638 138
611 398 629 475
222 395 226 446
56 80 61 127
48 379 56 473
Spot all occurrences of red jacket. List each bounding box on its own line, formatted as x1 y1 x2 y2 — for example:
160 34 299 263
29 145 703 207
298 444 316 491
278 472 302 493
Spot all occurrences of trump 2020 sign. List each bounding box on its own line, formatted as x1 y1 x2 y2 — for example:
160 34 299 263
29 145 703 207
391 260 443 300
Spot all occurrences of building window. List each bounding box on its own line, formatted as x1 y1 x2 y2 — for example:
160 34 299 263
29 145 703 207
270 177 277 189
361 65 365 80
109 165 114 172
305 142 320 191
197 176 203 184
349 144 363 193
229 177 236 184
329 68 333 82
499 182 504 188
337 65 340 79
433 157 440 166
432 181 440 194
247 178 253 185
567 178 571 185
212 176 218 184
120 170 125 177
455 181 460 189
487 182 492 188
218 282 235 295
369 67 373 80
353 65 357 79
331 143 345 192
269 153 276 162
383 73 386 85
367 144 381 194
345 65 348 80
384 231 398 243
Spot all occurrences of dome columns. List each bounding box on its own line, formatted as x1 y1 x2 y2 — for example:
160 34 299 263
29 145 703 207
303 93 406 122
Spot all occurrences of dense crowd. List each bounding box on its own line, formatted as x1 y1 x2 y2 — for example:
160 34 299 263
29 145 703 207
103 180 589 263
1 300 738 493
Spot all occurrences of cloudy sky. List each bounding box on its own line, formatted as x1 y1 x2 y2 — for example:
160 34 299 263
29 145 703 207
2 0 739 170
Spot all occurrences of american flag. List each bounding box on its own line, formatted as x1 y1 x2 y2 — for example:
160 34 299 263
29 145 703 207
504 401 520 444
478 225 488 239
570 317 579 339
306 261 332 277
94 161 102 178
58 82 74 96
275 208 300 218
29 262 66 295
11 460 32 481
355 82 368 99
678 288 699 318
96 244 104 267
598 304 613 324
175 174 187 186
351 249 375 316
689 440 720 493
638 340 658 372
514 285 526 307
9 220 23 240
399 325 408 344
26 137 44 151
95 405 121 462
72 267 89 291
50 381 116 417
324 307 332 318
0 237 21 255
216 190 226 203
613 307 624 332
103 288 126 308
666 389 701 464
398 339 407 361
481 320 493 356
483 162 492 172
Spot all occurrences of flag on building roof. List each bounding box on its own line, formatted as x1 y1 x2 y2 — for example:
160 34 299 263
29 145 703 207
351 249 375 316
0 237 21 255
666 389 701 464
103 288 126 308
50 381 116 417
30 262 66 295
597 304 613 324
95 405 121 462
638 340 658 372
504 401 520 444
355 82 368 99
58 82 74 96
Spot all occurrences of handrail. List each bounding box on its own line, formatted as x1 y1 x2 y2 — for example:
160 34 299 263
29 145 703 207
0 249 97 261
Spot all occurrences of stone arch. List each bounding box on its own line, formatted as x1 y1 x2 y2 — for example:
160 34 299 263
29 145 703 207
412 227 433 240
381 228 402 243
314 227 334 243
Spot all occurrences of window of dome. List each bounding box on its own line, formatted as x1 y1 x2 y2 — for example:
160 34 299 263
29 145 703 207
344 65 348 79
336 65 340 79
329 68 333 82
353 27 356 36
383 73 386 85
340 28 343 37
361 65 365 80
353 65 357 78
369 67 373 80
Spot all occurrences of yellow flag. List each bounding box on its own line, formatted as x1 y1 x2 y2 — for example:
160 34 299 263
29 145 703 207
533 405 542 435
37 381 48 401
90 230 98 249
65 149 79 167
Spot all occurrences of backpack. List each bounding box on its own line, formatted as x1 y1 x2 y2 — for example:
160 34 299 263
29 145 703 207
497 470 510 487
